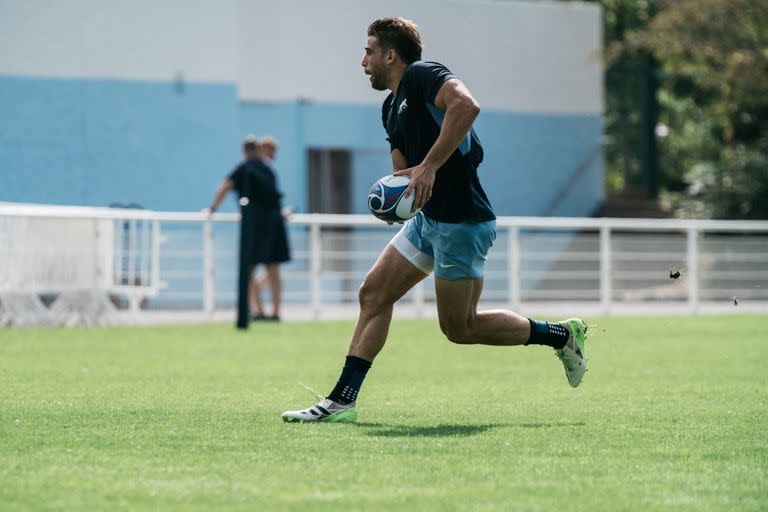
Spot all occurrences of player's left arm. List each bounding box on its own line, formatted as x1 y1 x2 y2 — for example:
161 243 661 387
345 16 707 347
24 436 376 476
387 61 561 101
394 78 480 210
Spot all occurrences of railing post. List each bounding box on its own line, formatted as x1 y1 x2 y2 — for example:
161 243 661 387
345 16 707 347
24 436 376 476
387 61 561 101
93 218 103 288
687 227 699 314
310 223 321 320
202 217 214 315
127 219 137 288
151 220 160 292
508 226 520 310
141 218 150 288
600 225 612 315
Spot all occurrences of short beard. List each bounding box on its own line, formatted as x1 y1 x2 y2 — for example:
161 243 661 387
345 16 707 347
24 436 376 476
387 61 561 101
369 73 387 91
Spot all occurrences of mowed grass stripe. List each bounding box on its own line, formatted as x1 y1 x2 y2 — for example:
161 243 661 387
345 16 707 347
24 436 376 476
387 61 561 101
0 316 765 511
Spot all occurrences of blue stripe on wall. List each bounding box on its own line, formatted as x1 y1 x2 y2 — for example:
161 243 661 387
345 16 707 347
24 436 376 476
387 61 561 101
239 100 392 215
473 111 603 217
1 75 602 218
0 75 238 211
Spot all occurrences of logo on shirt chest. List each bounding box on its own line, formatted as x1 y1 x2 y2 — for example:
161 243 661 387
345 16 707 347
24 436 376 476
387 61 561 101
397 99 408 116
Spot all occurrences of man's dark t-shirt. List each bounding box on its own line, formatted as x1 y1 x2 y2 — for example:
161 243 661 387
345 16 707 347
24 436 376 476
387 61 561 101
228 158 290 264
382 60 495 223
228 158 282 211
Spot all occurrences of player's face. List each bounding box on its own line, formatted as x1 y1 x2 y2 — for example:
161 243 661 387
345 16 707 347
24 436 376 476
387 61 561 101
362 36 387 91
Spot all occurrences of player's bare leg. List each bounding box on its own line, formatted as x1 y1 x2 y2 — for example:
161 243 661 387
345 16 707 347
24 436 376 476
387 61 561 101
282 245 427 422
435 276 588 387
347 244 429 361
434 276 530 345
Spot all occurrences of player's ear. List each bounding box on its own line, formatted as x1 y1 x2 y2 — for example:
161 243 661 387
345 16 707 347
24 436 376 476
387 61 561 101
385 48 397 64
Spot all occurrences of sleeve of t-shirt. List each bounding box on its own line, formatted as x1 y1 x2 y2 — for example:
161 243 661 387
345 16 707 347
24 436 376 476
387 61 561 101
403 61 456 105
227 164 244 196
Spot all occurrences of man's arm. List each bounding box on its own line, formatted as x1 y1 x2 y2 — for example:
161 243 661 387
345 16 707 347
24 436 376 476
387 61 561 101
207 179 234 213
393 78 480 210
391 148 408 171
423 79 480 172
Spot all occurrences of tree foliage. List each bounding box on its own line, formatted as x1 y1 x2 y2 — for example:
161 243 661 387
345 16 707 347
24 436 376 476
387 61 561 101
599 0 660 192
631 0 768 143
589 0 768 218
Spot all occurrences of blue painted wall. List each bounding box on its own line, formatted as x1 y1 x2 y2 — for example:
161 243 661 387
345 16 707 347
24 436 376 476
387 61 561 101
1 75 602 217
0 76 239 211
239 101 392 215
475 111 604 217
240 100 604 217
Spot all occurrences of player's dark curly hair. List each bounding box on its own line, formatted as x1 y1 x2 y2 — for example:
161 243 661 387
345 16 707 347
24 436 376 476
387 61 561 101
367 17 422 64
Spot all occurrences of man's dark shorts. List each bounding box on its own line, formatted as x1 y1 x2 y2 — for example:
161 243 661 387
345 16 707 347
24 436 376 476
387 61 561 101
253 209 290 264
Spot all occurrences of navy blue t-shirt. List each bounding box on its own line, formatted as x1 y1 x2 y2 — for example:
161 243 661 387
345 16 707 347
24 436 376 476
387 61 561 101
228 158 282 211
382 60 495 223
228 158 290 263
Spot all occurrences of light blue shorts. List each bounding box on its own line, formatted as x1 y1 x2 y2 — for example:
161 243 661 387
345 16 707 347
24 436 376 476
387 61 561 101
391 212 496 280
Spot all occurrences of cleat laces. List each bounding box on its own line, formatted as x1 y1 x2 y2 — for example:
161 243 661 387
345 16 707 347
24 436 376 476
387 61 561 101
299 381 326 402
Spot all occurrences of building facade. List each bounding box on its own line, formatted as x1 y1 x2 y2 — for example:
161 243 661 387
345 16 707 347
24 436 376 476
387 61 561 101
0 0 603 217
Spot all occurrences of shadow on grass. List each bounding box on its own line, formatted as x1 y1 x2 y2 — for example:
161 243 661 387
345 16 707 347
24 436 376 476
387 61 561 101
356 421 585 438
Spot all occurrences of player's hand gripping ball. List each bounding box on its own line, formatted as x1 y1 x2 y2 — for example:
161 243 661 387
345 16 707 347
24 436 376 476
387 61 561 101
367 175 421 224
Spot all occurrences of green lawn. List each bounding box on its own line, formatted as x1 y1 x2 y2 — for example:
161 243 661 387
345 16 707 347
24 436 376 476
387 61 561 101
1 316 765 511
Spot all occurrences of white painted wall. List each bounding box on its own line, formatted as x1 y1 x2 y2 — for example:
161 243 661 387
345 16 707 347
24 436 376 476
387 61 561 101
0 0 602 113
238 0 603 113
0 0 239 82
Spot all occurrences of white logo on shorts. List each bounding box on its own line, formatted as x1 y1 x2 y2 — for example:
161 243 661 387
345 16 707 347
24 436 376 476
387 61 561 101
439 261 456 268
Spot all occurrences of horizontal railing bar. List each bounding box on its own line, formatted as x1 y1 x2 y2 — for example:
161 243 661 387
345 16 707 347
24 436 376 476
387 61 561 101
4 203 768 232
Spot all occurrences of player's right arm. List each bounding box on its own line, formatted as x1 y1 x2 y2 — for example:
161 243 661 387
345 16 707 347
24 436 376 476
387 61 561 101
391 148 408 171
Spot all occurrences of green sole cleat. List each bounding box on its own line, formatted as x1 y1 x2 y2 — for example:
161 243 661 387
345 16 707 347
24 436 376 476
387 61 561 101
555 318 588 388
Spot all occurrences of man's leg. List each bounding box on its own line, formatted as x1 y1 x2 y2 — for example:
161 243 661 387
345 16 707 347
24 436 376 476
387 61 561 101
434 276 529 345
249 265 266 317
282 244 428 422
346 244 429 361
264 263 281 319
434 276 588 387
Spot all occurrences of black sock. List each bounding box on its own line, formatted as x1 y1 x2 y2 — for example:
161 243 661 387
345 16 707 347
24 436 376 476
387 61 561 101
327 355 372 405
525 319 569 349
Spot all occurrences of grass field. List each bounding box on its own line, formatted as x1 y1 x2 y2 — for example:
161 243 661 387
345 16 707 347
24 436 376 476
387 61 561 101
1 315 766 511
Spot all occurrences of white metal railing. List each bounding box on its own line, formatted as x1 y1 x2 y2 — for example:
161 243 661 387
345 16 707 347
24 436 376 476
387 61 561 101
0 203 163 325
1 201 768 325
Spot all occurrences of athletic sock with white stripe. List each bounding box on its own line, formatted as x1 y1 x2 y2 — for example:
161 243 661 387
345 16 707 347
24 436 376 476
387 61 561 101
525 318 569 349
327 355 371 405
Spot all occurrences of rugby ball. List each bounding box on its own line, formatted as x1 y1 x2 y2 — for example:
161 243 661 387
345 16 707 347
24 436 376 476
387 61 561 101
367 175 420 223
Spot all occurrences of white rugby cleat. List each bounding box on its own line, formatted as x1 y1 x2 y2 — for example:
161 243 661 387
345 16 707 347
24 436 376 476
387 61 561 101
281 398 357 423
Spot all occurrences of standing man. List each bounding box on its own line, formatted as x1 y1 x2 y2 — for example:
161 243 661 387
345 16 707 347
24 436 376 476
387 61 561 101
251 135 292 321
282 18 587 423
207 135 291 321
